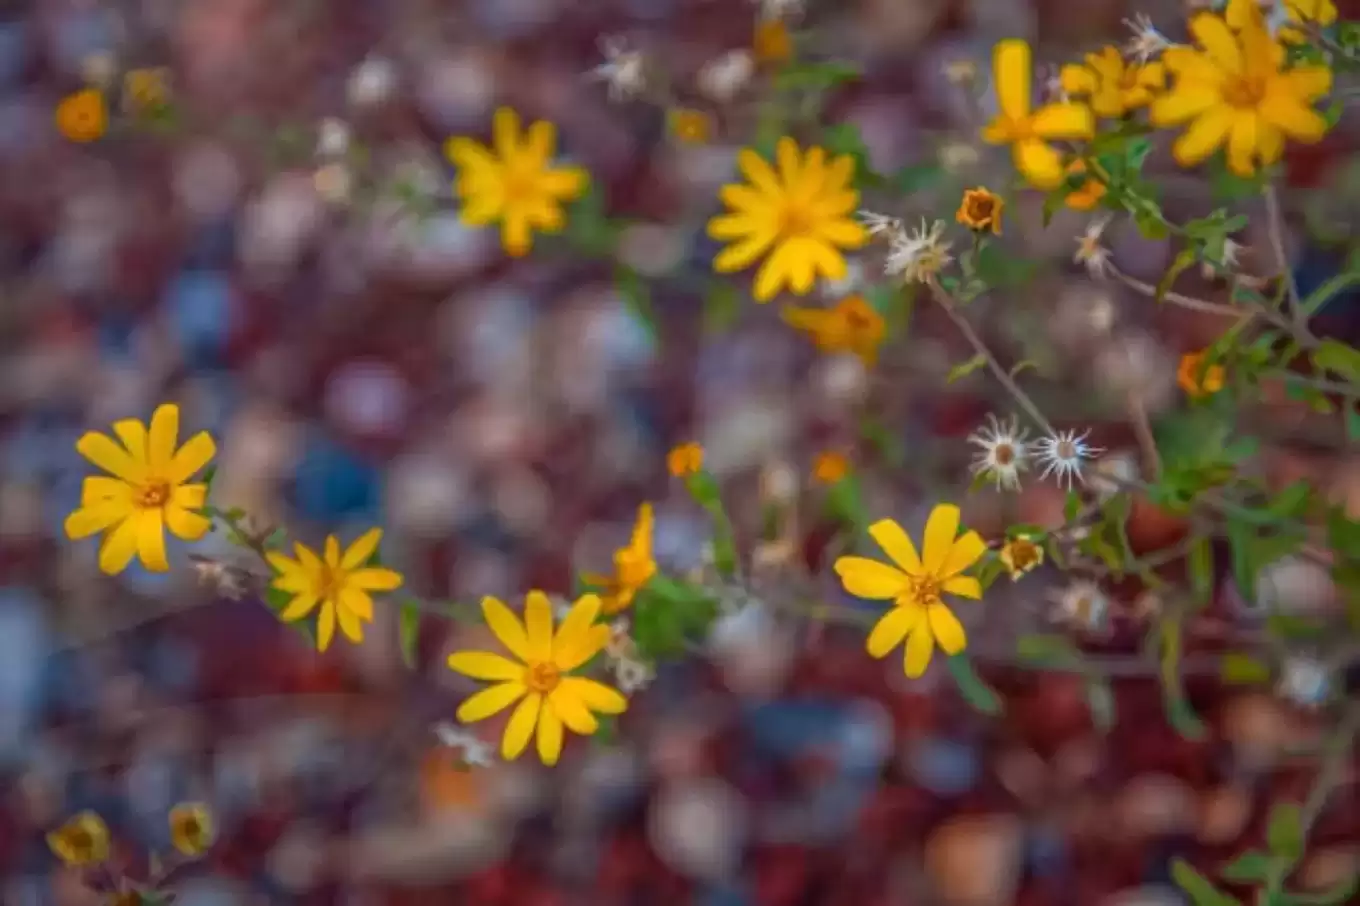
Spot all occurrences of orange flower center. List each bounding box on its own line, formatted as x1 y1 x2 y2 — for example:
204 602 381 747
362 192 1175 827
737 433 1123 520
967 197 995 222
908 574 942 606
1007 539 1039 571
777 203 814 240
137 480 170 508
1223 75 1266 109
994 443 1016 466
525 661 561 693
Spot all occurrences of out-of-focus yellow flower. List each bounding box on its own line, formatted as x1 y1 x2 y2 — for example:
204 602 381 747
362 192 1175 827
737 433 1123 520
122 67 170 114
812 451 850 484
47 811 110 867
1060 46 1166 118
447 592 625 765
65 403 215 575
583 504 657 615
266 529 404 651
981 40 1096 189
168 802 215 857
1178 350 1226 398
1063 160 1107 211
56 89 107 143
707 138 866 301
833 504 984 677
1227 0 1336 45
753 19 793 65
782 295 885 365
955 187 1004 234
669 108 713 144
667 443 704 477
1151 3 1332 176
445 107 589 257
1000 534 1044 579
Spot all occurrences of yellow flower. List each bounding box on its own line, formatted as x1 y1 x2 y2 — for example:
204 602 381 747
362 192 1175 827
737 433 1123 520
833 504 985 678
64 404 215 575
56 88 107 143
753 19 793 65
812 451 850 484
1227 0 1336 45
999 534 1044 579
1150 4 1332 177
1063 160 1107 210
955 187 1004 234
781 294 885 365
708 138 867 301
583 504 657 614
445 107 589 257
47 811 110 867
266 529 404 651
667 443 704 477
1060 46 1166 118
447 592 626 765
168 802 214 856
982 40 1096 189
669 108 713 144
122 67 170 114
1178 350 1226 398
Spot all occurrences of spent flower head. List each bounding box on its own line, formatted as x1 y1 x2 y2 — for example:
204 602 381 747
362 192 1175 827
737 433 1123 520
698 49 756 103
1000 534 1045 580
885 218 953 285
1049 579 1112 634
1035 428 1102 489
434 723 496 767
1124 13 1174 60
968 414 1030 491
590 36 647 102
1073 216 1114 278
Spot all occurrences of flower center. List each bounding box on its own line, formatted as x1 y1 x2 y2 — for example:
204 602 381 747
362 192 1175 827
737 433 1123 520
777 203 814 240
907 574 942 606
1056 439 1077 460
525 661 561 693
68 828 92 854
501 168 540 205
137 480 170 508
967 198 994 221
994 443 1015 466
1223 76 1266 108
1009 540 1039 569
316 565 344 600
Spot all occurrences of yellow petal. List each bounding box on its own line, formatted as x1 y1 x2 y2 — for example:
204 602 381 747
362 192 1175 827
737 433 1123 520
1189 12 1243 74
713 229 778 274
500 211 533 257
1172 108 1234 167
814 217 868 248
295 542 323 574
501 692 542 760
535 704 565 765
136 508 169 572
337 587 374 621
737 148 781 195
776 137 803 188
445 136 497 171
77 431 147 483
943 576 983 600
558 624 610 672
992 39 1033 121
920 504 962 576
1030 103 1095 140
112 418 148 464
148 403 180 473
324 536 341 567
867 519 923 574
522 119 556 163
720 184 777 213
481 596 532 661
271 566 311 595
752 246 794 301
1059 64 1097 96
1013 139 1064 189
866 603 923 658
492 107 521 159
164 504 210 542
927 603 967 655
903 626 935 678
941 529 987 577
548 686 600 735
317 602 337 652
172 483 206 510
337 605 364 643
1150 86 1220 126
98 516 140 575
523 590 555 661
834 557 909 599
553 594 602 665
341 527 383 569
558 676 628 714
81 476 131 506
64 502 130 540
166 432 216 484
538 166 588 200
278 592 320 621
348 567 403 591
457 681 528 723
1161 47 1223 84
448 651 526 681
1227 111 1262 176
708 213 759 241
1260 94 1327 142
1282 67 1332 103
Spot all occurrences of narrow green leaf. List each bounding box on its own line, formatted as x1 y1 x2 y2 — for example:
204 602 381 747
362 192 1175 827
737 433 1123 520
685 472 722 509
200 464 218 489
398 600 421 668
946 354 987 384
945 654 1003 714
1311 339 1360 382
1172 858 1239 906
1159 617 1208 739
1220 651 1272 684
1188 537 1214 608
1156 249 1198 303
1266 802 1304 862
615 266 657 342
1220 850 1276 883
1085 678 1116 733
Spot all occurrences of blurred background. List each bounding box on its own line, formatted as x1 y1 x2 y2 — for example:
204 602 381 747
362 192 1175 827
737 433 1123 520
3 0 1360 904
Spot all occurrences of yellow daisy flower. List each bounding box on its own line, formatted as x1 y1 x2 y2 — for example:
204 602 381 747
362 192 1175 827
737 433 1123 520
445 107 589 257
1059 46 1166 118
168 802 215 857
833 504 985 678
47 811 110 867
781 294 885 365
64 403 216 575
447 591 626 765
981 40 1097 189
582 503 657 615
1150 3 1332 177
707 137 867 302
266 529 404 652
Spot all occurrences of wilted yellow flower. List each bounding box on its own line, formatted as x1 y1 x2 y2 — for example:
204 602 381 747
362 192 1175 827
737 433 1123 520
955 187 1004 234
1177 350 1226 398
1063 160 1107 211
445 107 589 257
753 19 793 65
447 592 626 765
707 138 867 301
47 811 110 867
669 108 713 144
1060 46 1166 118
583 503 657 614
981 40 1096 189
781 294 885 365
812 451 850 484
168 802 214 856
667 443 704 477
266 529 404 651
1151 3 1332 176
122 67 170 113
56 89 107 143
833 505 984 677
64 403 215 575
999 534 1044 579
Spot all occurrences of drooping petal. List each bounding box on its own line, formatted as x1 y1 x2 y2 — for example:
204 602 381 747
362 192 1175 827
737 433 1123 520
927 603 968 655
549 686 601 735
98 517 141 574
166 432 216 484
77 431 147 483
834 557 909 600
501 692 542 760
943 576 983 600
135 508 169 572
557 677 628 715
336 605 365 643
448 651 527 682
481 596 531 662
164 504 211 542
535 704 565 765
341 527 383 569
1171 108 1234 167
867 518 924 574
348 567 403 591
523 591 555 662
920 504 962 576
992 39 1033 121
457 682 528 723
148 404 180 474
64 502 130 540
903 626 936 678
865 604 923 658
278 592 320 621
1013 139 1065 189
316 602 337 652
940 529 987 577
1260 93 1327 141
1030 103 1095 140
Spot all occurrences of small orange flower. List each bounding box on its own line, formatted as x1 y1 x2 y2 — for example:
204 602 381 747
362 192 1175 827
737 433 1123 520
168 802 215 856
669 108 713 144
999 534 1044 580
55 89 107 143
1064 160 1107 211
667 442 704 477
813 451 850 484
956 187 1003 234
1178 350 1225 399
782 295 885 366
753 19 793 65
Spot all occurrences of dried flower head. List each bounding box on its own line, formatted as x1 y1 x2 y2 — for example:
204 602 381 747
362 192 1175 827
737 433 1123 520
858 210 906 242
1277 655 1332 708
590 36 647 102
433 722 496 767
956 187 1004 234
885 219 953 285
1201 237 1244 280
698 50 756 103
615 656 655 694
1034 428 1102 489
1073 217 1114 279
1124 13 1173 61
317 118 351 157
968 414 1030 491
122 67 170 114
1000 534 1044 579
1049 579 1111 633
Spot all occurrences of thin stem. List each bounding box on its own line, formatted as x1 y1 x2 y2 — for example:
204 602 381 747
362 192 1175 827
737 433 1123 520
1126 391 1162 480
1263 183 1307 333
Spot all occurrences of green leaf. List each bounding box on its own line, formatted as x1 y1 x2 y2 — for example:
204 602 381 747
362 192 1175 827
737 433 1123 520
891 163 942 194
1124 137 1153 172
1156 248 1198 303
1266 802 1304 862
772 60 861 91
1310 339 1360 382
1158 618 1208 739
944 654 1003 714
820 123 880 188
1064 489 1082 522
1172 858 1239 906
685 471 722 509
703 282 742 334
946 354 987 384
200 465 218 489
1016 633 1083 666
1220 651 1272 684
1220 850 1276 883
398 600 421 668
825 475 870 532
1188 537 1214 608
